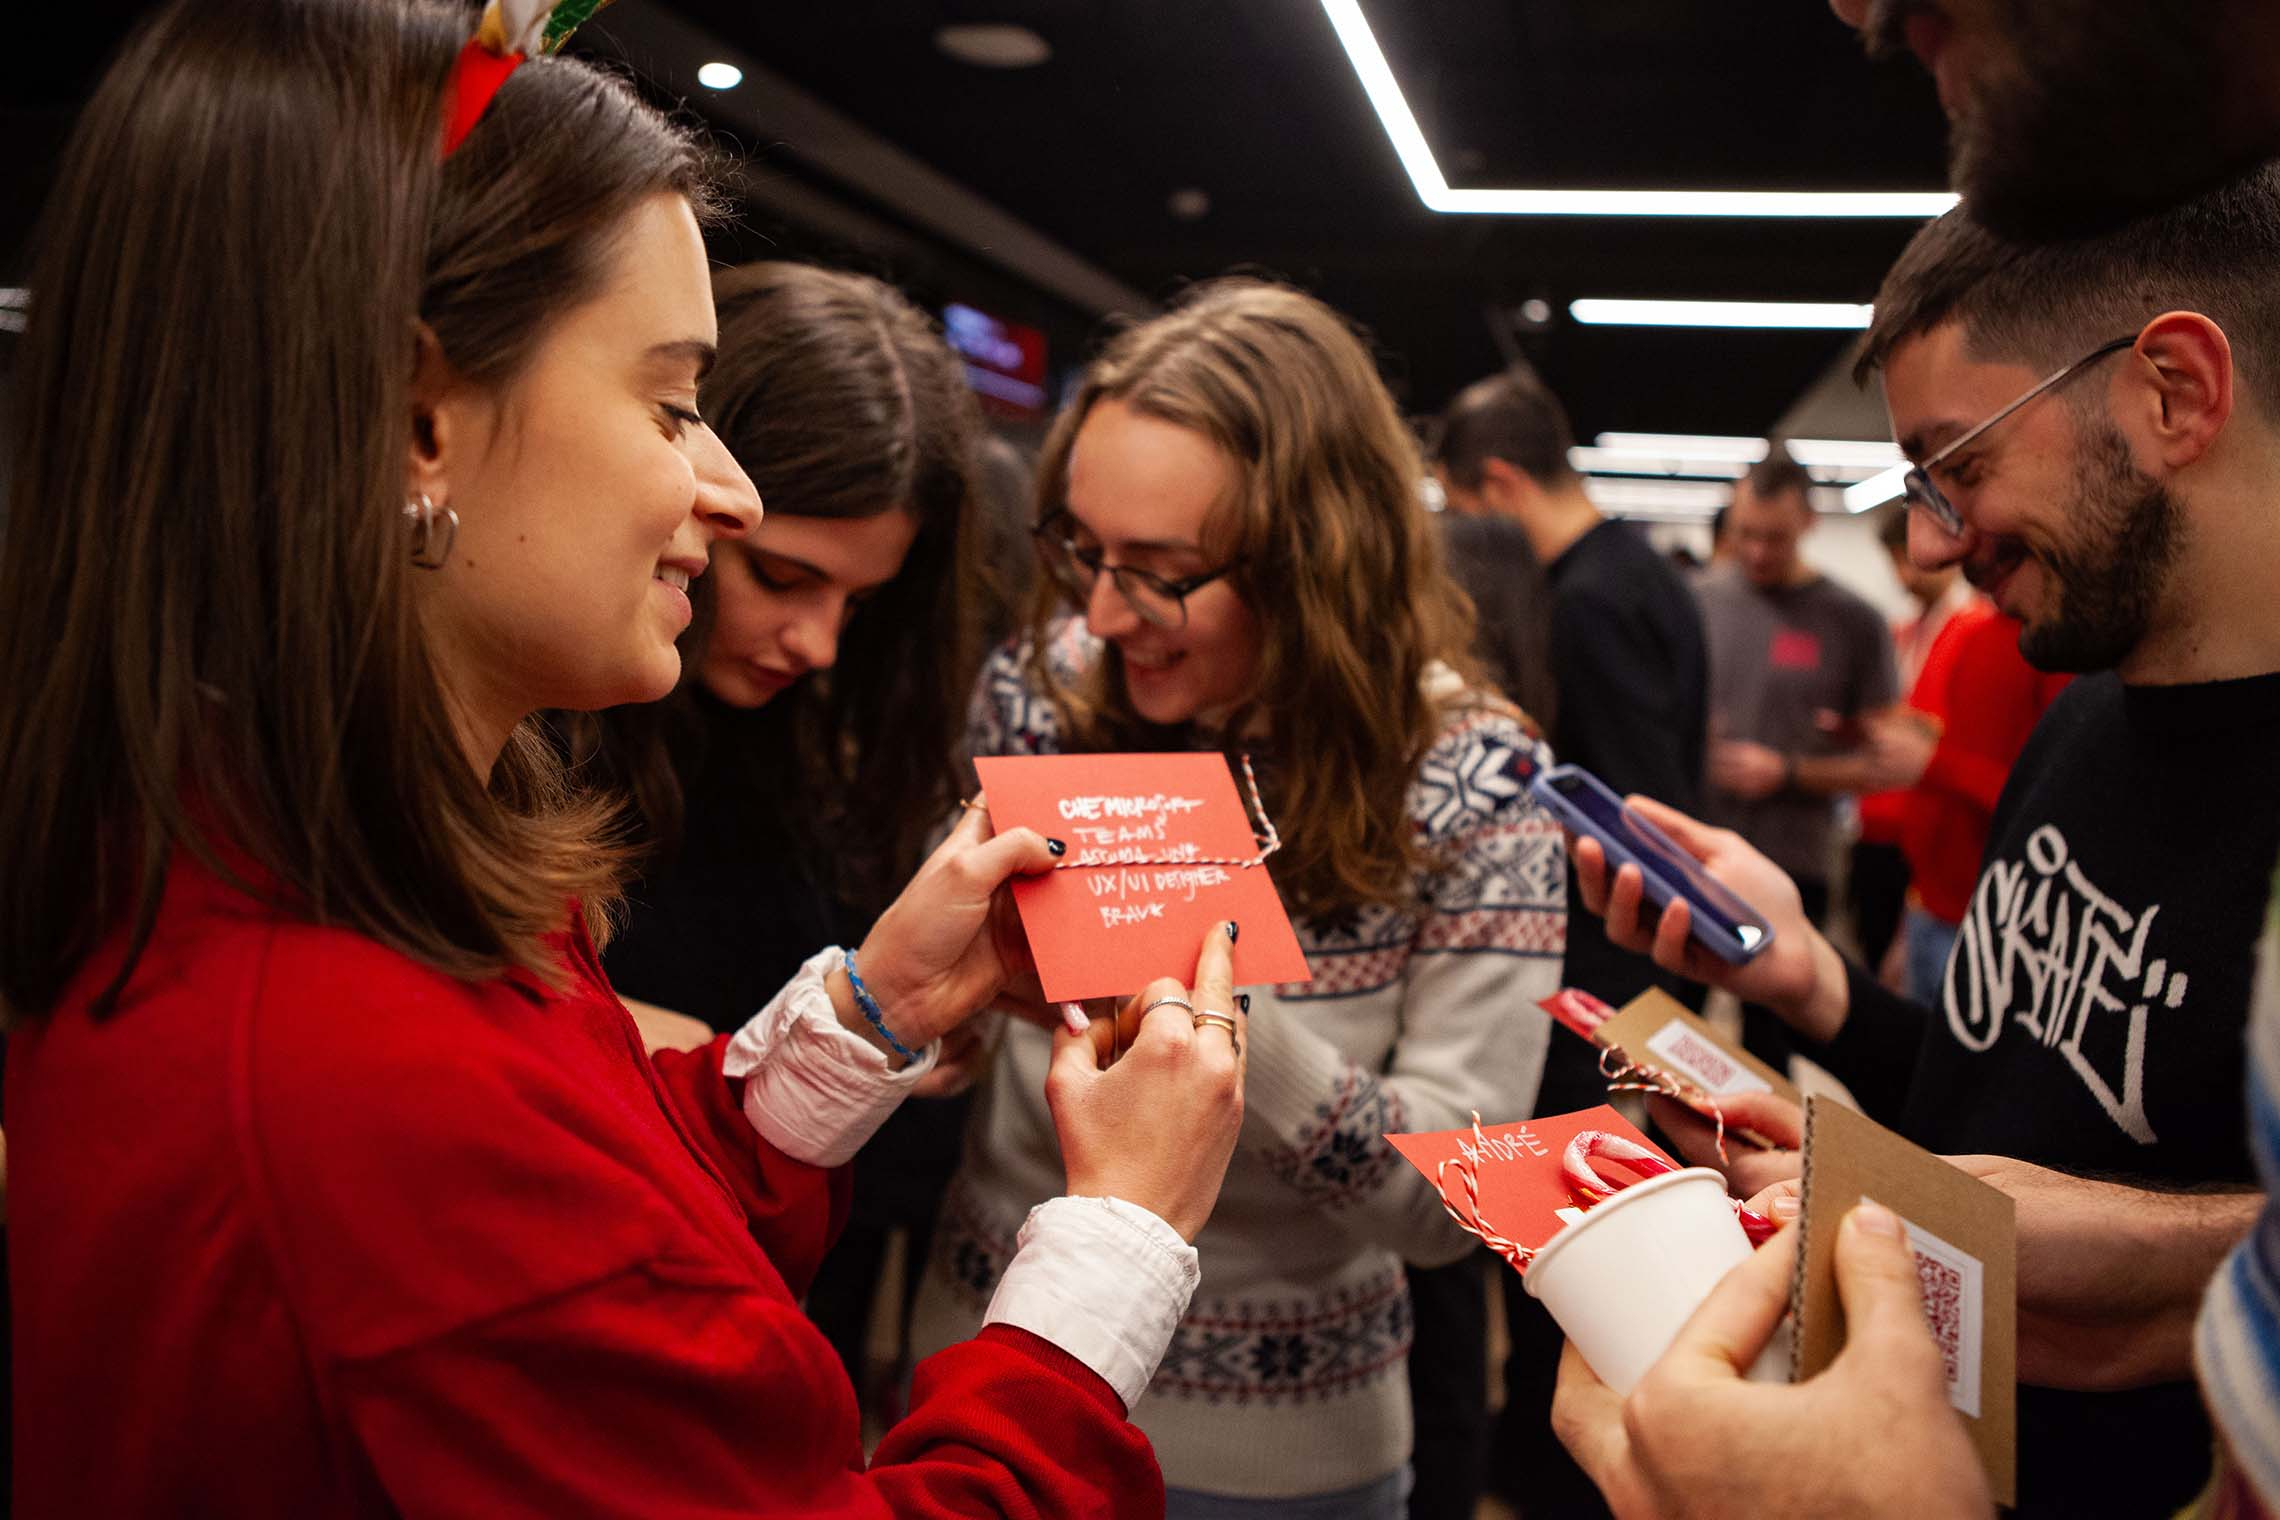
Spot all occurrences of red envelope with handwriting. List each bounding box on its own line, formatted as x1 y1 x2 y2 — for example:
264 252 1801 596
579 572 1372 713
974 753 1312 1002
1387 1106 1677 1260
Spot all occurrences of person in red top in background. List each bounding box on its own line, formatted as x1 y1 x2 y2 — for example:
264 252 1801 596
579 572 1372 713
0 1 1247 1515
1850 508 1987 972
1877 608 2073 1004
1854 506 2069 1007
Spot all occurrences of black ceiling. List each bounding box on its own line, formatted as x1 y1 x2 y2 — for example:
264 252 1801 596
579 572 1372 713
651 0 1952 435
8 1 1953 441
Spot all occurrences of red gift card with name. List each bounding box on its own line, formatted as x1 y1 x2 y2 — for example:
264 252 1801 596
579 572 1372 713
1387 1106 1677 1259
974 753 1313 1003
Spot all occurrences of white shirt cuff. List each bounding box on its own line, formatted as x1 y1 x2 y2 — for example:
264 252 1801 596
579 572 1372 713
982 1195 1200 1412
720 945 935 1169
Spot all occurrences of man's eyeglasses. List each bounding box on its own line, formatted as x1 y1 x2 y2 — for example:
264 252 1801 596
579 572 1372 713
1902 335 2135 537
1030 511 1242 630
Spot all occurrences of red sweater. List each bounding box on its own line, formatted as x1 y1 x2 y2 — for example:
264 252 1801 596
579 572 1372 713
8 849 1161 1517
1899 610 2072 923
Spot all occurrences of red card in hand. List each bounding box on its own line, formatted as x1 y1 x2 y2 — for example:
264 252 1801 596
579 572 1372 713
974 752 1312 1003
1387 1106 1676 1258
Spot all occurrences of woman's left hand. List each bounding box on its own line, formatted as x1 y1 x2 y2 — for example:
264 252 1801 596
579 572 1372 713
835 796 1060 1059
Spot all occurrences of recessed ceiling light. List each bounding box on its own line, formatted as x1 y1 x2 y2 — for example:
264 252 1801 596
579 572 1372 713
1318 0 1956 219
935 24 1052 68
1569 298 1875 329
696 61 743 90
1167 187 1211 220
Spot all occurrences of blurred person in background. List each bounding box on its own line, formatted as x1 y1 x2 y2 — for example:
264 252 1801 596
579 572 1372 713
913 279 1568 1520
1432 502 1558 738
1433 363 1709 1517
1696 447 1902 1067
1848 506 1982 974
973 431 1042 647
1850 509 2071 1005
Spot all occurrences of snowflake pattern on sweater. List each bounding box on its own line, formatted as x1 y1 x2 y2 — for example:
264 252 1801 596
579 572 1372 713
931 629 1565 1469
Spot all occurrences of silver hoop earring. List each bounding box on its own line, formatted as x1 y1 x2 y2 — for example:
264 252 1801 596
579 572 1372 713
403 492 459 571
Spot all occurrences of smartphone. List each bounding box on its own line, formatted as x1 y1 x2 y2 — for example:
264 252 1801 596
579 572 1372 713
1529 764 1775 965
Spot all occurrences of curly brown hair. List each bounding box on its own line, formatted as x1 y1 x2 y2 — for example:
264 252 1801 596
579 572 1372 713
1025 278 1489 919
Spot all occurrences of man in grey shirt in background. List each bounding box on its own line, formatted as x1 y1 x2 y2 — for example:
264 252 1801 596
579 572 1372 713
1696 447 1902 1057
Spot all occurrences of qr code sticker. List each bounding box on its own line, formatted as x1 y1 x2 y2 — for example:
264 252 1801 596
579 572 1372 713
1867 1198 1984 1420
1914 1252 1965 1386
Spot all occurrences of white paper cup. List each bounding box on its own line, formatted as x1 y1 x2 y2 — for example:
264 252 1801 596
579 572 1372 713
1524 1166 1789 1395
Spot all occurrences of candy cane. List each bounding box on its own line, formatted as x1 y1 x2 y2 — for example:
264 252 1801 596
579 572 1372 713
1561 1127 1680 1205
1564 1127 1779 1246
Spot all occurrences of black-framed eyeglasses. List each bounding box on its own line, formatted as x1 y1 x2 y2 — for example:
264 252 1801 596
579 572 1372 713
1029 510 1242 630
1902 336 2135 537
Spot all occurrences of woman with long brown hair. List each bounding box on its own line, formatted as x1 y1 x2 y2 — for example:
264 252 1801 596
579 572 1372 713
0 1 1243 1511
911 278 1570 1517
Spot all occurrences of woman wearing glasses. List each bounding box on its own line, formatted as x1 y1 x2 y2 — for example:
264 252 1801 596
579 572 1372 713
910 278 1569 1518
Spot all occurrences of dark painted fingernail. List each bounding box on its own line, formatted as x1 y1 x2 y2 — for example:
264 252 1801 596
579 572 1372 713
1047 837 1067 857
1237 993 1251 1014
1225 919 1240 941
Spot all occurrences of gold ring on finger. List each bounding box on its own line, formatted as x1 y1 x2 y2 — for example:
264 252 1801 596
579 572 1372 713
1191 1010 1241 1055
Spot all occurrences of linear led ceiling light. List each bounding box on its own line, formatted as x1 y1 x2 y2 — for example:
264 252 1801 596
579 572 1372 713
1579 434 1907 504
1570 299 1875 329
1592 433 1901 463
1568 446 1750 480
1319 0 1956 219
1583 478 1734 512
1844 464 1912 512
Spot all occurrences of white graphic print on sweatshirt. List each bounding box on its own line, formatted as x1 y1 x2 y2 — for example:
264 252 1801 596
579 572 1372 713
1944 823 2187 1145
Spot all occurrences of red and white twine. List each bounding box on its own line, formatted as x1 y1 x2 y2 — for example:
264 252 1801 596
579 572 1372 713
1435 1112 1539 1274
1050 752 1283 872
1596 1044 1736 1165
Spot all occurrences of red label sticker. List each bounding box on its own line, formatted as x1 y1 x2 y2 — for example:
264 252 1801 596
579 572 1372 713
1769 628 1823 671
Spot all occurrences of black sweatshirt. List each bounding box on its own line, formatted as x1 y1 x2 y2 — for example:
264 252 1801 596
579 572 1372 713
1548 519 1708 1011
1813 669 2280 1517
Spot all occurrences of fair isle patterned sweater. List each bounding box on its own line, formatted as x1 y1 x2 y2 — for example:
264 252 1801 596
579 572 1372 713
909 629 1567 1500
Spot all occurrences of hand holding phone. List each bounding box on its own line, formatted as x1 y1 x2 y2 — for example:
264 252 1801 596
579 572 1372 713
1534 768 1847 1039
1531 765 1774 963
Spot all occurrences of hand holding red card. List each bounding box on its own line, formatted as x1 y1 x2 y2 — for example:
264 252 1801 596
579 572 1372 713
973 753 1312 1003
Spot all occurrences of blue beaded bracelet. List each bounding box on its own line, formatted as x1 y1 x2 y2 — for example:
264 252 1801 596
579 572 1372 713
842 951 918 1062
